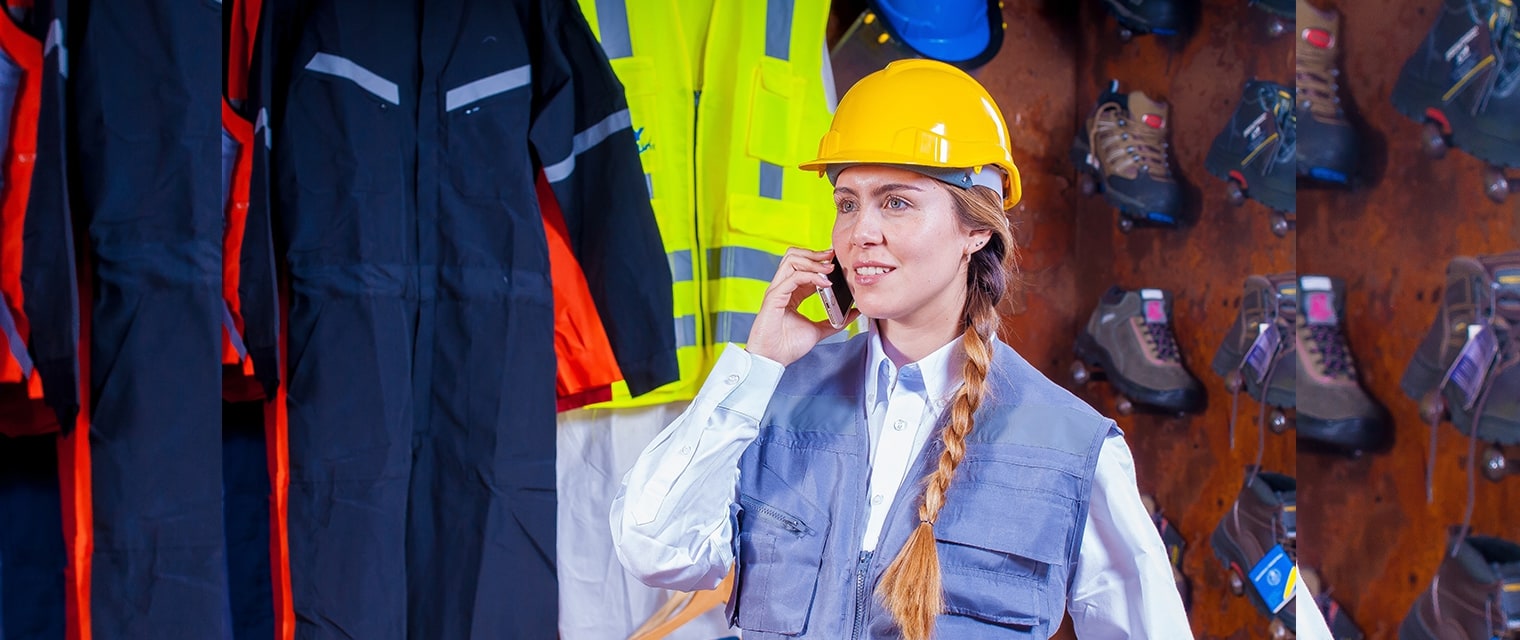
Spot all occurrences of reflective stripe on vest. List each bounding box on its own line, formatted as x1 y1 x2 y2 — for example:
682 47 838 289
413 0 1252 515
700 0 838 369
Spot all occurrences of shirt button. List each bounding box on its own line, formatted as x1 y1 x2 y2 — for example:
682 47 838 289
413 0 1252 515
893 419 906 431
871 494 884 505
724 374 740 385
679 445 693 455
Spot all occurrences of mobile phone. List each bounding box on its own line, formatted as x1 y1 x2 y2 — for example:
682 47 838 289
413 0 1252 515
818 256 854 329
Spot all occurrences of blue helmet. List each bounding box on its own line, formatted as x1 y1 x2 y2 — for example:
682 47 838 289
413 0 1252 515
869 0 1003 67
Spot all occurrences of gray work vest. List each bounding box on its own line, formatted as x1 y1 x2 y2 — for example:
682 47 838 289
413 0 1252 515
730 334 1115 638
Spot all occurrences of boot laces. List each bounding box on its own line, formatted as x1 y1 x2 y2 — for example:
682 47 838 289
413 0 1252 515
1308 323 1357 380
1093 102 1172 179
1253 87 1296 173
1141 318 1182 362
1479 2 1520 110
1296 29 1343 120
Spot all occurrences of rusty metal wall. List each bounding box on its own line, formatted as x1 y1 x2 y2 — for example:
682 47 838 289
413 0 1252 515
1064 1 1298 637
824 0 1518 637
1297 0 1520 637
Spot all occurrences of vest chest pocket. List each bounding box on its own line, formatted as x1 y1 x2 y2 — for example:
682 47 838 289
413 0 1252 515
734 480 829 636
931 483 1078 634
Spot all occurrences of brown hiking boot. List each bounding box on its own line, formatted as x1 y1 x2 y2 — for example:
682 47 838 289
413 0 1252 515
1211 466 1298 627
1400 529 1520 639
1070 80 1185 231
1073 286 1205 415
1295 275 1391 454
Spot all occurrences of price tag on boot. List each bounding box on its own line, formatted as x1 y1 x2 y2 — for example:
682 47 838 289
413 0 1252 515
1243 322 1283 384
1249 544 1298 615
1442 323 1498 411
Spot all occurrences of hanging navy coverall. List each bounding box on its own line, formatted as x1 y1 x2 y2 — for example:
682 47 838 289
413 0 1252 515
73 1 230 637
250 0 676 636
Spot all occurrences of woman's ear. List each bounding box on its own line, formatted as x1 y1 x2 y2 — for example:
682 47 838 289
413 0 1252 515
967 229 993 255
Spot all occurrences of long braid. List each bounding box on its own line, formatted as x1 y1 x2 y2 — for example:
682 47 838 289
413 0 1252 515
877 186 1014 639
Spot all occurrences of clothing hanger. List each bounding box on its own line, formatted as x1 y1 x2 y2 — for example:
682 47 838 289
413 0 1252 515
626 567 734 640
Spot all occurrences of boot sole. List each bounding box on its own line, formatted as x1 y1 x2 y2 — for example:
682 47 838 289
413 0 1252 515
1070 136 1186 227
1448 398 1520 446
1075 331 1204 413
1296 412 1390 454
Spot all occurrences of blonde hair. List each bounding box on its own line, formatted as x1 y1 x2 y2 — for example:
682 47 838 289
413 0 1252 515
875 184 1018 640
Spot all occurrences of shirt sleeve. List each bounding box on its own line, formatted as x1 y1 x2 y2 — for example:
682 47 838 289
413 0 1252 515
1293 575 1334 640
1068 434 1194 639
611 345 783 592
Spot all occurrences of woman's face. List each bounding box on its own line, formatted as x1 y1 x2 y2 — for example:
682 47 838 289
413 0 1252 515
831 165 991 330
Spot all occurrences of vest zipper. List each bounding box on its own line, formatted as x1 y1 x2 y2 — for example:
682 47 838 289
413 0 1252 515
751 503 806 535
850 550 873 640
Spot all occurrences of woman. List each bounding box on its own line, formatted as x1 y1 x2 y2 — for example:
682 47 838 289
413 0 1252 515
612 59 1191 639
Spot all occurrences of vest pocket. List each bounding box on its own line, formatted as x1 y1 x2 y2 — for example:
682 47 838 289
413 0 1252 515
734 479 828 636
932 482 1077 632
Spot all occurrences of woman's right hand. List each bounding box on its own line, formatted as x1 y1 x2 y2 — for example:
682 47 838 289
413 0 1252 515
744 247 860 367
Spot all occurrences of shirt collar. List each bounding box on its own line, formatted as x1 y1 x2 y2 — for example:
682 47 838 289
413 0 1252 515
866 319 966 409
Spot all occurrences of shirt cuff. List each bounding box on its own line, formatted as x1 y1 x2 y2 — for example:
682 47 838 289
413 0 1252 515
711 344 785 420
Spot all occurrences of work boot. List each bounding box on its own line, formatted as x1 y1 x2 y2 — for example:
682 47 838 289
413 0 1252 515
1206 80 1297 230
1295 0 1360 183
1399 529 1520 639
1402 255 1495 402
1460 264 1520 445
1402 252 1520 444
1071 80 1186 231
1142 494 1191 609
1099 0 1191 38
1074 286 1205 414
1391 0 1520 170
1214 274 1297 411
1296 275 1392 454
1249 0 1295 19
1211 467 1298 626
1300 566 1366 640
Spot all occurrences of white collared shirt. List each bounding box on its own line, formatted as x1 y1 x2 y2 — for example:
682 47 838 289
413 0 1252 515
859 326 963 550
612 331 1197 637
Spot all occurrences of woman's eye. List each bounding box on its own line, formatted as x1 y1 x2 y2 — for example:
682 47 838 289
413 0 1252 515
837 200 857 213
885 196 908 209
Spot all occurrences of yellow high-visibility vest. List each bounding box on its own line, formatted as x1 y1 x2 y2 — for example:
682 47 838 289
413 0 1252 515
578 0 838 408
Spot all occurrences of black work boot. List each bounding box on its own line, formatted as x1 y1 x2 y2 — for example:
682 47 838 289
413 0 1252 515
1100 0 1192 38
1295 275 1392 454
1072 81 1186 231
1399 530 1520 639
1392 0 1520 170
1296 0 1360 184
1212 467 1298 627
1207 80 1297 235
1074 286 1205 414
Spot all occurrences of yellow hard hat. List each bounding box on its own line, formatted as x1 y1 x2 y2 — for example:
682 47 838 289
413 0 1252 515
800 59 1022 210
